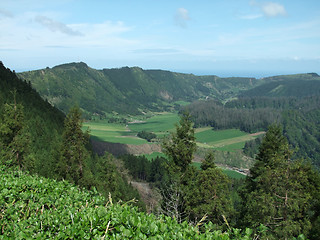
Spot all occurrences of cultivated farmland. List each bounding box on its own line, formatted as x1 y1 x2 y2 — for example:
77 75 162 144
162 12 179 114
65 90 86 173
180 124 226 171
84 113 264 153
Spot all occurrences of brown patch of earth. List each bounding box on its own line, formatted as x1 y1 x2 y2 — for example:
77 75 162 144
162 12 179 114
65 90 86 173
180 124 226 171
249 131 265 136
130 181 161 213
91 139 162 157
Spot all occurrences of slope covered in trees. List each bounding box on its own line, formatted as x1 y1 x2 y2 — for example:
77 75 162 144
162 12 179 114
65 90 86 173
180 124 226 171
240 125 320 239
0 61 64 176
239 73 320 98
18 62 261 116
185 96 320 167
0 62 143 208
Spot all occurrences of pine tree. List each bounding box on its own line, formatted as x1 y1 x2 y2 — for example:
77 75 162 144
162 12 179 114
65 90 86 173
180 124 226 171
184 152 233 226
160 112 197 222
162 111 196 173
57 106 89 184
240 125 318 239
0 97 30 170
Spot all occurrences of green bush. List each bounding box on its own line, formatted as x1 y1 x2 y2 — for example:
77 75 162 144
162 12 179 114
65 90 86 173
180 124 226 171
0 165 267 239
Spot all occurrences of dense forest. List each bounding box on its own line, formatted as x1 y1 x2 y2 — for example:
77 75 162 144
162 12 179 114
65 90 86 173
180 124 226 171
185 96 320 167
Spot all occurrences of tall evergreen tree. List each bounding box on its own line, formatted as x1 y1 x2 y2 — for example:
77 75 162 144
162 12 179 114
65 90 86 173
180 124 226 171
240 125 319 239
57 106 89 184
0 98 31 170
162 111 196 173
160 112 197 222
184 152 233 226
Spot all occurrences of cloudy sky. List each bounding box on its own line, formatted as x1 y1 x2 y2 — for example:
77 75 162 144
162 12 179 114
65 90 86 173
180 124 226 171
1 0 319 77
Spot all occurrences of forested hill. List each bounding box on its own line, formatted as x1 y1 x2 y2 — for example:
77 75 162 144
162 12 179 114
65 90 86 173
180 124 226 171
0 61 65 176
0 61 64 128
18 62 260 116
239 73 320 98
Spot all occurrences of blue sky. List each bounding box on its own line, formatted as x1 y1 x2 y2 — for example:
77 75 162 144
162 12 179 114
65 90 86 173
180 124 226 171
0 0 319 77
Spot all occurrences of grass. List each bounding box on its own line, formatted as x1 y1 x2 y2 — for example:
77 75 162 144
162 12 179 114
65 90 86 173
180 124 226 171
83 121 148 145
128 113 179 136
83 113 179 145
196 128 264 151
83 114 263 155
174 100 190 106
195 129 247 144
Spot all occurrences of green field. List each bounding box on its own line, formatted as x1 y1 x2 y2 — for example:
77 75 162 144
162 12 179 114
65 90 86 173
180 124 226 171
128 113 179 136
84 113 263 152
196 128 263 151
83 121 148 145
83 113 180 144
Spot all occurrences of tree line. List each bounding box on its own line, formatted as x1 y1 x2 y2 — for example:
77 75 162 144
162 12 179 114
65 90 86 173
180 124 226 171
185 97 320 167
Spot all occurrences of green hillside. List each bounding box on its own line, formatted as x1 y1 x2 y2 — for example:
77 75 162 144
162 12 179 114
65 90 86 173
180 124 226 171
0 61 65 176
18 62 260 116
239 73 320 98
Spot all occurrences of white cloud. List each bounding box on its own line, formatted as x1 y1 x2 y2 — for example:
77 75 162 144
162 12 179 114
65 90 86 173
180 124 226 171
251 1 287 18
175 8 190 28
35 15 83 36
261 2 287 17
0 11 135 51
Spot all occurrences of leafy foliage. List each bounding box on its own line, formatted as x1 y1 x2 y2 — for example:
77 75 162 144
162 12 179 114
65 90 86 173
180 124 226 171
0 165 269 239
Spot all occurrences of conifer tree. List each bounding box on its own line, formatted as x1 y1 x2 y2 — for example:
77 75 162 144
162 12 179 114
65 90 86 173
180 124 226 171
161 112 197 222
240 125 319 239
57 106 89 184
162 111 196 173
184 152 233 226
0 97 30 170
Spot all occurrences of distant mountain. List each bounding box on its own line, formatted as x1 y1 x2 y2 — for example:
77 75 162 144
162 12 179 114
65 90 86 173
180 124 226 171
18 62 260 116
239 73 320 98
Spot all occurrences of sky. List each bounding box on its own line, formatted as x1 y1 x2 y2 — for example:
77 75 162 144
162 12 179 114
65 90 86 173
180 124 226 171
0 0 320 77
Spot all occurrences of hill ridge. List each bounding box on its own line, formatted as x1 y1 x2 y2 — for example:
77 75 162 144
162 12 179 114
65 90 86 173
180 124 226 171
18 62 320 117
18 62 260 116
